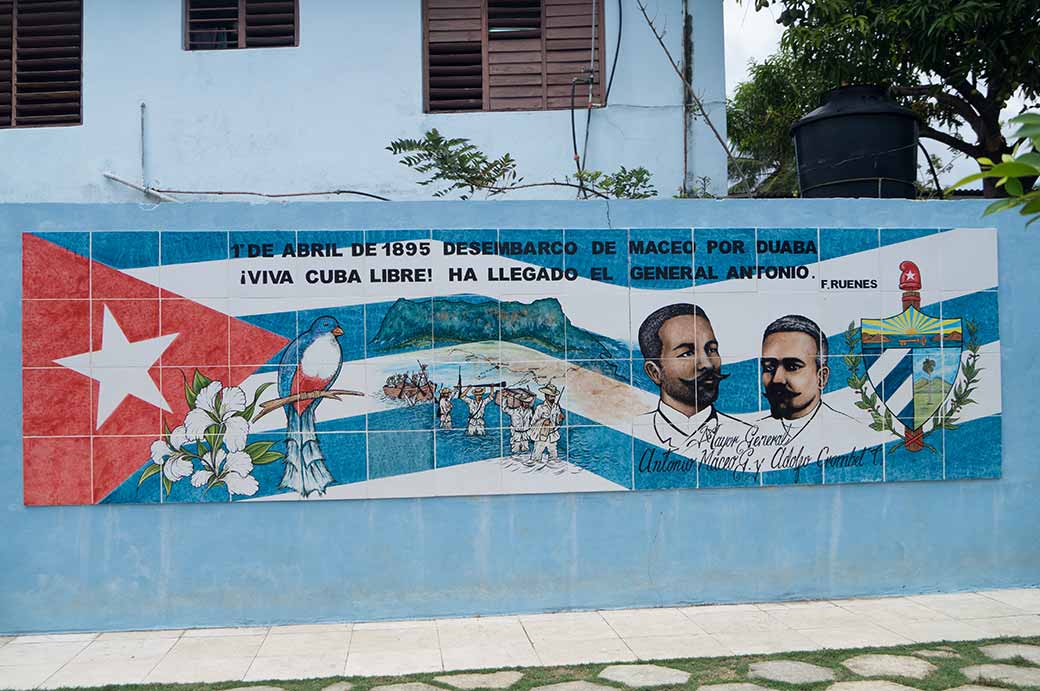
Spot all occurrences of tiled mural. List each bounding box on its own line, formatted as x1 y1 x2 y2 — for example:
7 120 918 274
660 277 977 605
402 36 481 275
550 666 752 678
21 227 1002 505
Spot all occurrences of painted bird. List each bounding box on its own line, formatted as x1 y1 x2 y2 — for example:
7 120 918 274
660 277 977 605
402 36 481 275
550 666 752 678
278 316 344 497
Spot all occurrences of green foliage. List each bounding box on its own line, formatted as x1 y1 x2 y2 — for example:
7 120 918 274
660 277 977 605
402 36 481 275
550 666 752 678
727 48 829 196
740 0 1040 194
387 129 520 200
675 176 717 199
388 129 657 200
573 166 658 199
950 113 1040 225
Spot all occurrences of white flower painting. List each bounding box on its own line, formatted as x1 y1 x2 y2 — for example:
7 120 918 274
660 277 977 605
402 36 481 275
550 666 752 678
140 370 283 501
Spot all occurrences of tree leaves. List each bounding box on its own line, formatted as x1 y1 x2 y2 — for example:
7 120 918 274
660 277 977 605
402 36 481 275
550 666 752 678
574 167 658 199
387 129 521 200
949 111 1040 225
726 47 829 196
738 0 1040 186
387 129 656 200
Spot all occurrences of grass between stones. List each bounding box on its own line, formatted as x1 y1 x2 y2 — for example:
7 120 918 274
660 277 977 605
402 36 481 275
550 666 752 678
7 635 1040 691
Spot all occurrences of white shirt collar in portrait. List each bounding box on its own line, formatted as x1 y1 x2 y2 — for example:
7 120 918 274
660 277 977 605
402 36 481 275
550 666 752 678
653 401 717 448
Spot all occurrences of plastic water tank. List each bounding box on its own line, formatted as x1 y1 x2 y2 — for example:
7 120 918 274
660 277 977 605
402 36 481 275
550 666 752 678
791 85 920 198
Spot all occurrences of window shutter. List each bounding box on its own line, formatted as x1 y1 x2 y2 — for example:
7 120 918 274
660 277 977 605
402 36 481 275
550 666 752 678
186 0 297 51
0 0 81 129
424 0 484 112
422 0 603 113
487 0 543 111
185 0 239 50
244 0 296 48
0 1 11 127
544 0 601 109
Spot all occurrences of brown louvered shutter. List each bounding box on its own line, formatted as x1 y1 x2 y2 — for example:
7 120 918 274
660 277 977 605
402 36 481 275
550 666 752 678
424 0 484 112
422 0 602 113
544 0 601 109
0 0 82 129
244 0 296 48
0 1 11 127
186 0 298 51
487 0 543 111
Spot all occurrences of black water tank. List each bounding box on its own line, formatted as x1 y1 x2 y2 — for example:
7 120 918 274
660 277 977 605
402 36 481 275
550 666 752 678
791 85 920 198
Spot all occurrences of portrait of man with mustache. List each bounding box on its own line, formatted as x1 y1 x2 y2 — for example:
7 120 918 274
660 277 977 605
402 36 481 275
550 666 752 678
637 303 749 451
759 314 858 444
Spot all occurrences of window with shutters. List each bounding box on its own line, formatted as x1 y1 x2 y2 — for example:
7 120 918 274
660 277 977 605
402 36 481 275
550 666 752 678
423 0 605 113
0 0 82 130
184 0 298 51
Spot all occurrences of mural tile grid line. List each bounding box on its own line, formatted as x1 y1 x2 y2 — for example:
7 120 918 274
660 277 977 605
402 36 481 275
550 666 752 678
19 226 1001 505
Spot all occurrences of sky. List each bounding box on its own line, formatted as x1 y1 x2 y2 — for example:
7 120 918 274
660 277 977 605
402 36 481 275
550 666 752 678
723 0 785 99
720 0 1032 187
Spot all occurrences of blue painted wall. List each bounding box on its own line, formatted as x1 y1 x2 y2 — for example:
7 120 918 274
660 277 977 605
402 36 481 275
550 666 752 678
1 199 1036 634
0 0 728 203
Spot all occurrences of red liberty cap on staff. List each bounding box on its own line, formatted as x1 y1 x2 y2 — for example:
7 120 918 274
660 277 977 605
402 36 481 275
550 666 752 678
899 260 922 310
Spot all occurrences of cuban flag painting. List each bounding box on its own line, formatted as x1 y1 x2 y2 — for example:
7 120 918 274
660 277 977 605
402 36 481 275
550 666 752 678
20 226 1002 506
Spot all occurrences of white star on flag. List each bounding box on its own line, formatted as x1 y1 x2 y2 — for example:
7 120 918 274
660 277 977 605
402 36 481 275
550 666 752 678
54 306 179 429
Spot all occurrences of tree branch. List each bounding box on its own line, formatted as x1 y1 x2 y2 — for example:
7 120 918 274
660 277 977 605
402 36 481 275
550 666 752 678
890 84 984 134
152 188 392 202
484 180 611 199
635 0 754 197
254 389 365 421
919 125 981 159
947 76 990 115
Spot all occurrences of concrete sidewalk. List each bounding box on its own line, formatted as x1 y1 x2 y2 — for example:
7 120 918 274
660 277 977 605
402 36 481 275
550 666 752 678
2 588 1039 689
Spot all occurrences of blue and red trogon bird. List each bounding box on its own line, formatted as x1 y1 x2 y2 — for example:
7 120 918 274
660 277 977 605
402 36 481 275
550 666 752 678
277 316 345 497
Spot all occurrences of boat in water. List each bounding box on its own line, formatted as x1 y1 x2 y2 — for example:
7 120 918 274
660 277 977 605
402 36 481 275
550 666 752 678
383 363 436 403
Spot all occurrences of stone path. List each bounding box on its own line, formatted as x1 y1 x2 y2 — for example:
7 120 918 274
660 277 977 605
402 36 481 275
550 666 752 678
598 664 690 687
961 663 1040 686
1 587 1040 689
748 660 836 684
979 642 1040 664
435 672 524 689
827 683 920 691
841 654 937 679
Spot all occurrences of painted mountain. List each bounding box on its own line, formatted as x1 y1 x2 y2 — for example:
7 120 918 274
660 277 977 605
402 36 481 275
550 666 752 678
371 296 619 359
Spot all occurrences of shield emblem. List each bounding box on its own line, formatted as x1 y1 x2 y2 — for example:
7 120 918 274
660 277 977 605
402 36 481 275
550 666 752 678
861 306 963 434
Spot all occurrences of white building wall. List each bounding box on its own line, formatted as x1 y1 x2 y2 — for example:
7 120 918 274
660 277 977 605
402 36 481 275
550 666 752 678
0 0 728 202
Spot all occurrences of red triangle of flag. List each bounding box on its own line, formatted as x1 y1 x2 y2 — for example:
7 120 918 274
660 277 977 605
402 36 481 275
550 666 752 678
22 234 289 505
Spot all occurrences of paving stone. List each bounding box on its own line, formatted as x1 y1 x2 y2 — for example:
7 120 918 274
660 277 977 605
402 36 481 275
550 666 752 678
435 672 525 690
748 660 836 684
979 643 1040 665
323 684 355 691
531 683 614 691
371 684 443 691
827 683 920 691
598 664 690 687
961 664 1040 687
695 685 770 691
914 649 960 659
843 654 937 680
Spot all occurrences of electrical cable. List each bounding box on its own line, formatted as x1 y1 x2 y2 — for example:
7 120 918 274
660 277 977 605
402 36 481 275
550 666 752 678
568 0 623 199
604 0 621 104
571 79 587 198
919 141 943 198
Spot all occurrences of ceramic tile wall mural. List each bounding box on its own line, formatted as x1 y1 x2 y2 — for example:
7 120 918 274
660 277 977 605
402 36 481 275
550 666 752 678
20 227 1002 505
